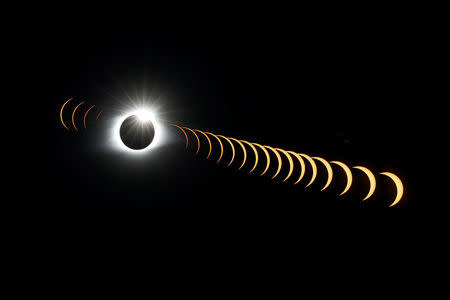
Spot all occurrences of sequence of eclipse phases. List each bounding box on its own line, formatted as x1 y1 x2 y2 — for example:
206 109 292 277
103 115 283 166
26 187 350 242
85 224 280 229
60 97 404 207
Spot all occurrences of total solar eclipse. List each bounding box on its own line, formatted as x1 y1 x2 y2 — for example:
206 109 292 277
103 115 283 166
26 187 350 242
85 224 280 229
119 115 155 150
60 102 405 206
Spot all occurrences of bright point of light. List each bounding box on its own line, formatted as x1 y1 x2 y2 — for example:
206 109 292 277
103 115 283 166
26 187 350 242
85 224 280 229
111 107 166 154
135 109 156 122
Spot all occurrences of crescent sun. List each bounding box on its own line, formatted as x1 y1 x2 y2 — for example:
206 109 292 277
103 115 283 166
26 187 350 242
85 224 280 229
312 157 333 191
60 97 73 130
195 130 212 159
205 132 223 163
330 161 353 195
171 124 189 149
287 151 306 185
264 146 282 179
83 105 95 129
380 172 404 207
72 101 85 131
353 166 376 201
183 127 201 155
241 140 259 174
298 153 317 188
96 110 103 120
276 148 294 182
217 135 235 167
253 143 271 176
229 138 247 170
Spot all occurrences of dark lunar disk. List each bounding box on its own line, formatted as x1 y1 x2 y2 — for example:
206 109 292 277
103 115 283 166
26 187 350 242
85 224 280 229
120 115 155 150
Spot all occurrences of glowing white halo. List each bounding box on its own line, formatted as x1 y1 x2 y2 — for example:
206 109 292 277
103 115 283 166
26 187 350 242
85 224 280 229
111 108 165 154
135 109 156 122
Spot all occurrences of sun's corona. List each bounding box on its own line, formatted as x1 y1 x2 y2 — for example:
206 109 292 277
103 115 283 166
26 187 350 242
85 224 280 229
112 108 164 154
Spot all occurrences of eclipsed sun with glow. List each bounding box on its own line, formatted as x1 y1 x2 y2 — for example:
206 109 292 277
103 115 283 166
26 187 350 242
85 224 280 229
112 108 166 154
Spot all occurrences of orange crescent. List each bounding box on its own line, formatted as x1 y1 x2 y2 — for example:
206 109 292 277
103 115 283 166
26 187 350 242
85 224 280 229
195 129 212 159
96 110 103 120
83 105 95 129
183 127 201 155
170 124 189 149
298 153 317 187
276 148 294 182
380 172 404 207
60 97 73 130
241 140 259 174
205 132 224 163
72 101 85 131
229 138 247 170
330 161 353 195
217 135 235 167
353 166 376 201
253 143 271 176
312 156 333 191
287 151 306 185
264 146 283 179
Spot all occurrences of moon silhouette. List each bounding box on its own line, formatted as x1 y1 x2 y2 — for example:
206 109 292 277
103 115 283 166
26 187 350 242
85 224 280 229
380 172 404 207
312 156 333 191
119 115 155 150
330 161 353 195
353 166 376 201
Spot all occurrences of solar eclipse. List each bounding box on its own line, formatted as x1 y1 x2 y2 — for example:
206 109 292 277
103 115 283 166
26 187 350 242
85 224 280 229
59 99 405 207
30 15 440 289
119 115 155 150
110 108 165 154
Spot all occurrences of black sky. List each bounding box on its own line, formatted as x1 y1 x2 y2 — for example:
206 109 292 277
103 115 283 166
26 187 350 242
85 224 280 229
13 4 448 294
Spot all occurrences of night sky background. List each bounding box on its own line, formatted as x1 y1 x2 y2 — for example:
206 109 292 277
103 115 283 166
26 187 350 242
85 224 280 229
13 4 448 295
